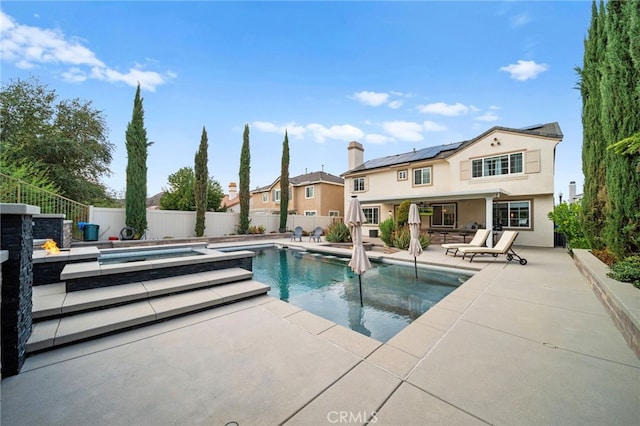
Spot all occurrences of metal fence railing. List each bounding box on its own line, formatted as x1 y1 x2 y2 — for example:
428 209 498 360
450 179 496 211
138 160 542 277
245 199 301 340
0 172 89 240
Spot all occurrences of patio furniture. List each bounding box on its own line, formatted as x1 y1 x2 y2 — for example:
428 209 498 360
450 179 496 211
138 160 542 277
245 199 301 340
309 226 323 242
441 229 491 257
457 231 527 264
291 226 303 242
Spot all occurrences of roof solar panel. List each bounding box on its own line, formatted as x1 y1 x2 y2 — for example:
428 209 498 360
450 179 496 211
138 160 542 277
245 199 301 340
360 142 463 170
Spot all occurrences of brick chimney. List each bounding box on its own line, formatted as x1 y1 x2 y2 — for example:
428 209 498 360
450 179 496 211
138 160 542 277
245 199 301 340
228 182 238 200
348 141 364 170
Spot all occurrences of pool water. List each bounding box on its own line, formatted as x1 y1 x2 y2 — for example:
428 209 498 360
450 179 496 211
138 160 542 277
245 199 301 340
251 247 470 342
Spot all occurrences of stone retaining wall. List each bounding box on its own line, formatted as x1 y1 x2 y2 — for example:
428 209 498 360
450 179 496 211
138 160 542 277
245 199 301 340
573 249 639 358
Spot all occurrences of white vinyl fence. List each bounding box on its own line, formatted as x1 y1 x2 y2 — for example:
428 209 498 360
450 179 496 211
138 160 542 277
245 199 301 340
88 207 337 241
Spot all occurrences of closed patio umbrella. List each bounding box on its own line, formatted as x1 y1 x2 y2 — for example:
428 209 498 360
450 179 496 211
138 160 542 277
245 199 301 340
346 196 372 307
408 203 423 278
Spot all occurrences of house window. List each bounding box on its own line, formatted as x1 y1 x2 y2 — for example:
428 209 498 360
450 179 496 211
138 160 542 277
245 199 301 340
329 210 339 217
397 170 408 181
472 153 523 178
413 167 432 186
494 201 531 228
273 189 281 203
362 207 379 225
305 186 315 199
431 203 456 227
262 193 268 203
353 177 365 192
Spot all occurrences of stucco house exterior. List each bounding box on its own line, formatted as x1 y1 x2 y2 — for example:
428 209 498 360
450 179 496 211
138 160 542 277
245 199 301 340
341 122 563 247
250 171 344 217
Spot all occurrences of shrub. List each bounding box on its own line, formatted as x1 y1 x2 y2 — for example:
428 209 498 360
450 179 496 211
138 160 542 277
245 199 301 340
391 225 432 250
608 255 640 289
397 200 411 226
379 218 396 246
392 226 411 249
325 222 351 243
548 202 590 250
419 232 432 249
247 225 266 234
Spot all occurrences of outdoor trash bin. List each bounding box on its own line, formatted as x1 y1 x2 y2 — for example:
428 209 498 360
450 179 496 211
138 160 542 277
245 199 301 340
83 224 99 241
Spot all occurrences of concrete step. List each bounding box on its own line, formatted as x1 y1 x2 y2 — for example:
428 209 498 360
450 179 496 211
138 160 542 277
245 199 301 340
27 279 270 353
32 267 253 319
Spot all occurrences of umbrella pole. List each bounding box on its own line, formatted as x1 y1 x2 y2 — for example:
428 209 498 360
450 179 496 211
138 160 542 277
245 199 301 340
358 274 363 307
414 257 418 278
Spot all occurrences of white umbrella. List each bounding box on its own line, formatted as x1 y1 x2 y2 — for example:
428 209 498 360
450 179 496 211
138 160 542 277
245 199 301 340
346 196 372 307
408 203 423 278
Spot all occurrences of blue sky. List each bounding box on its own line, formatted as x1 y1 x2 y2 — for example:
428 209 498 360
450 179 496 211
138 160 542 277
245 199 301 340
1 1 591 200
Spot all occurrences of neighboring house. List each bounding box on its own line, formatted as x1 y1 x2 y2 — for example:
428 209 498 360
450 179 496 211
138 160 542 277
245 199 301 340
250 171 344 217
221 182 241 213
341 122 563 247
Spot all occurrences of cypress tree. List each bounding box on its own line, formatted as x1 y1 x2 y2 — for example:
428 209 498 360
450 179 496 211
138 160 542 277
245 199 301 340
279 131 290 232
125 84 151 238
238 124 251 234
600 0 640 258
579 1 607 249
194 126 208 237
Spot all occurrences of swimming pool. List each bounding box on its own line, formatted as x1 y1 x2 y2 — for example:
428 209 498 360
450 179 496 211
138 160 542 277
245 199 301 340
250 247 471 342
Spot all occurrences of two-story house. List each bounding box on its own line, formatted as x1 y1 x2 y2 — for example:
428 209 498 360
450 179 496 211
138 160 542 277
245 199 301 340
341 122 563 247
251 171 344 217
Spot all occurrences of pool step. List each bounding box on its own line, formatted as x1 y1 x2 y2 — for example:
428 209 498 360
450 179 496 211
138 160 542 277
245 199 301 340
27 268 270 353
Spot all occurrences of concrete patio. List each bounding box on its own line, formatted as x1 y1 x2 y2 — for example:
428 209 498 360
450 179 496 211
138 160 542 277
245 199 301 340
2 239 639 425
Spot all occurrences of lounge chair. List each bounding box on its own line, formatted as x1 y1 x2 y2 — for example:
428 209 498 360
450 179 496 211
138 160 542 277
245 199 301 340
309 226 323 242
291 226 303 242
457 230 527 264
441 228 490 256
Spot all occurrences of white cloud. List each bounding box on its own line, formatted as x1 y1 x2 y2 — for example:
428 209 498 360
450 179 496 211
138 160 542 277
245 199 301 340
489 105 501 110
365 134 392 145
251 121 307 139
511 13 531 28
500 60 548 81
416 102 469 116
423 121 447 132
476 112 499 122
352 90 389 106
382 121 423 142
387 100 403 109
0 11 173 91
252 121 281 133
307 123 364 143
253 121 363 143
61 67 87 83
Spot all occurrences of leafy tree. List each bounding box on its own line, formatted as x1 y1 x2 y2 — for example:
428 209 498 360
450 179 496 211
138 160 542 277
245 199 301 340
194 126 209 237
548 202 590 249
125 84 151 238
0 76 115 205
279 131 290 232
238 124 251 234
159 167 225 213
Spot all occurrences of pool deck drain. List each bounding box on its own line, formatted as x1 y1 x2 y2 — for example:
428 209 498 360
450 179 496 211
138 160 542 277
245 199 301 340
2 238 638 425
